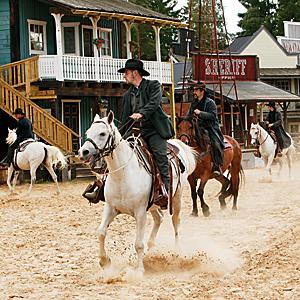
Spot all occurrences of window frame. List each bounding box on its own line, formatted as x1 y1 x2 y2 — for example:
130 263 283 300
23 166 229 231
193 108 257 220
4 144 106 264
61 22 80 56
81 25 113 57
27 19 47 55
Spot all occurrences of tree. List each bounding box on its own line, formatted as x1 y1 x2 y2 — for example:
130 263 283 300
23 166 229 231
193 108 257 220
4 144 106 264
237 0 277 36
129 0 181 61
273 0 300 36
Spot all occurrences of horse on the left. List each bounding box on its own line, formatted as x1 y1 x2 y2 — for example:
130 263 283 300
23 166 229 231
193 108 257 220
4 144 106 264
78 111 197 274
4 128 67 195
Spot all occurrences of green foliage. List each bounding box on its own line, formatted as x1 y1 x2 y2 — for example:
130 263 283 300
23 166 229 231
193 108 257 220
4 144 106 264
237 0 276 36
238 0 300 36
129 0 181 61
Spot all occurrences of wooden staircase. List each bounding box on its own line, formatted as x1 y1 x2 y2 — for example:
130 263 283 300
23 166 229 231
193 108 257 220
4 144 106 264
0 57 79 154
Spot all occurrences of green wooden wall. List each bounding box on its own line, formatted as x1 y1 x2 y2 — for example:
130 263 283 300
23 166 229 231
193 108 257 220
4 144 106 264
18 0 120 60
0 0 11 65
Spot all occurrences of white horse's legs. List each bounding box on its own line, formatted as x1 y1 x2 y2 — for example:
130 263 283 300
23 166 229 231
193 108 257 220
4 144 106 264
287 150 293 178
97 203 119 268
12 171 20 190
27 163 39 195
7 166 15 193
277 158 283 177
171 189 182 242
147 208 163 250
44 163 60 194
264 154 274 177
134 210 147 273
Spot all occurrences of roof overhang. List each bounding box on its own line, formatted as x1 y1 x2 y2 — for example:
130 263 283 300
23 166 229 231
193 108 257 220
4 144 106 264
206 81 300 103
70 9 186 28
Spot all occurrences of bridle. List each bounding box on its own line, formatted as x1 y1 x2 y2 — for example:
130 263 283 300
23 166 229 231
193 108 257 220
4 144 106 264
251 126 268 146
86 120 117 159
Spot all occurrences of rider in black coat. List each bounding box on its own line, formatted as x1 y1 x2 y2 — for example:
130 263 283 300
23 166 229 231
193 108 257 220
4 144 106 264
187 81 225 177
266 101 291 153
0 108 34 167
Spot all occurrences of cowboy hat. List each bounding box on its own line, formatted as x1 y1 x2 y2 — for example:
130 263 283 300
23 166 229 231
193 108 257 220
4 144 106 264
118 59 150 76
191 81 206 90
266 101 276 108
13 108 25 115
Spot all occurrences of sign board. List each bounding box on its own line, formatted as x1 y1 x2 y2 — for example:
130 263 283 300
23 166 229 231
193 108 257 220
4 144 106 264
194 54 258 81
277 37 300 54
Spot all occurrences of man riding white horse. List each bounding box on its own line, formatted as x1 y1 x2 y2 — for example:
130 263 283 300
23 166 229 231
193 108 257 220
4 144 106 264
118 59 175 209
0 108 34 167
255 101 291 158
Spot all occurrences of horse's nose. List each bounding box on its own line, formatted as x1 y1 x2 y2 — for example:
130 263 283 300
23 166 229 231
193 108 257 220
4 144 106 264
82 149 89 157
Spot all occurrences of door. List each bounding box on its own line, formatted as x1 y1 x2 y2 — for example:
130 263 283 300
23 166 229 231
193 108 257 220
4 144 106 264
62 101 80 152
83 28 93 57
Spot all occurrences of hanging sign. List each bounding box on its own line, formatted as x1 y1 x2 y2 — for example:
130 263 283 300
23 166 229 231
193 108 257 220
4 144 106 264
194 54 258 81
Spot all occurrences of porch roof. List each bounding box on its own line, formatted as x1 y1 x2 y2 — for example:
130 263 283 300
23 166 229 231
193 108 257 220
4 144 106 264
206 81 300 103
50 0 185 27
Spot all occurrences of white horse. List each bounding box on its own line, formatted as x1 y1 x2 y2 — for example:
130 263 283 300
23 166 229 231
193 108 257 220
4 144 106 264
78 112 197 273
5 128 67 195
249 122 295 179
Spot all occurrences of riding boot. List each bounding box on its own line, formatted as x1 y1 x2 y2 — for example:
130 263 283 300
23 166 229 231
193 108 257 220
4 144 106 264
0 148 13 167
153 172 169 210
277 148 283 157
212 164 222 177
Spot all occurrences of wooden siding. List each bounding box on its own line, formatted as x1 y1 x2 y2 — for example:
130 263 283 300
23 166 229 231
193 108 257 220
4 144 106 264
0 0 11 65
19 0 55 59
18 0 120 60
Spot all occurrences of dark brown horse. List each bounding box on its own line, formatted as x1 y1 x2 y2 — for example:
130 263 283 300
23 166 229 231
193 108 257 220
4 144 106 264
176 116 244 217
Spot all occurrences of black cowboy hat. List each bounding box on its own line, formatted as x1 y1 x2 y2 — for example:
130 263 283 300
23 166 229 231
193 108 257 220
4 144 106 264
118 58 150 76
13 108 25 115
266 101 276 108
190 80 206 90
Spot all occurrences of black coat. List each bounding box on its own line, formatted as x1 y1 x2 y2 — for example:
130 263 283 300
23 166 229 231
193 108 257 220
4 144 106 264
266 110 291 149
121 79 174 139
187 94 224 146
16 117 34 143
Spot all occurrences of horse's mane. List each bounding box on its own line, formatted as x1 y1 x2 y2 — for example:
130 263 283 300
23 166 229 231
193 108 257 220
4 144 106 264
258 121 268 131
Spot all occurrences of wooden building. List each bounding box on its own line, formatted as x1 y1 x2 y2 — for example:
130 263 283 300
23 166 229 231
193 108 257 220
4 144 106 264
0 0 184 158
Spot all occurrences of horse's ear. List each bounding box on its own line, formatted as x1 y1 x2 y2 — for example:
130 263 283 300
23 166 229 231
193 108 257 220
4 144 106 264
94 114 101 122
107 111 114 124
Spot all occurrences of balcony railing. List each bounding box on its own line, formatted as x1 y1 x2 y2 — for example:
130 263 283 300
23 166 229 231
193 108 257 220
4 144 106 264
38 55 172 84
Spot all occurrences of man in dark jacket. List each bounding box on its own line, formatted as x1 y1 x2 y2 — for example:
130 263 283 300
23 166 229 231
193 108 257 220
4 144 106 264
187 81 224 177
266 101 291 154
0 108 34 167
118 59 175 209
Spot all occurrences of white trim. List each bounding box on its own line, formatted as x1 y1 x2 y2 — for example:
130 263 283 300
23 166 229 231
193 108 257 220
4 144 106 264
99 28 113 57
81 25 112 57
27 19 47 55
61 22 80 56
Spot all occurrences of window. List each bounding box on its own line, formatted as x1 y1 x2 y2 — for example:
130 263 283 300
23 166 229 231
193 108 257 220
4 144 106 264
62 23 80 55
172 30 180 44
99 29 112 57
274 80 290 92
290 123 299 133
27 19 47 55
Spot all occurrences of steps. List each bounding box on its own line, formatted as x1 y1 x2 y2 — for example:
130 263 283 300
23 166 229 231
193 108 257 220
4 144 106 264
75 163 96 180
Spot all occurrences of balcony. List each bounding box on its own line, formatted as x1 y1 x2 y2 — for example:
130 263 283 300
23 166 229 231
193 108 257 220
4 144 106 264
38 55 172 84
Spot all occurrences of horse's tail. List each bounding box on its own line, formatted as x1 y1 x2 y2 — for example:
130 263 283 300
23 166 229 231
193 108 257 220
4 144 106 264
45 145 67 170
173 139 198 175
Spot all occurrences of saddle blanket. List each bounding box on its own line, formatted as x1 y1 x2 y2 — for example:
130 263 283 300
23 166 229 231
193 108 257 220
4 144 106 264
224 137 233 150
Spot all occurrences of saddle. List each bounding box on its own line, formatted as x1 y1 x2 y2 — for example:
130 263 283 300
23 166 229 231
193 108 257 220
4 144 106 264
82 134 184 214
134 136 183 213
12 139 36 170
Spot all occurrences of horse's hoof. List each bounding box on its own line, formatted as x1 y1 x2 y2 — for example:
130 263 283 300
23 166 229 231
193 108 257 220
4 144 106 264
232 205 238 211
190 211 198 217
99 256 111 268
202 209 210 217
220 204 227 210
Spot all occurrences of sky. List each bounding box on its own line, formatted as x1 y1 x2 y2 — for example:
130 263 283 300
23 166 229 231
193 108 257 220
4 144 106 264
175 0 247 34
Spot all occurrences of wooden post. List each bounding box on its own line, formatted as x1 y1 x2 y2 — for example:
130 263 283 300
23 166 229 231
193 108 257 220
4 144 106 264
25 60 31 97
123 21 132 59
169 60 176 137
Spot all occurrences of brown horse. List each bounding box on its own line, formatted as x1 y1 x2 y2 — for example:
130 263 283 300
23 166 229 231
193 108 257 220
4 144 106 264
176 116 244 217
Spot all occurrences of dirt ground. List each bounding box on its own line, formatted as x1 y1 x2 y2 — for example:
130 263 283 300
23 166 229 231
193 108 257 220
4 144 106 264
0 161 299 300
